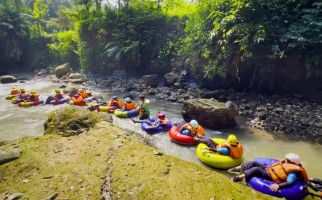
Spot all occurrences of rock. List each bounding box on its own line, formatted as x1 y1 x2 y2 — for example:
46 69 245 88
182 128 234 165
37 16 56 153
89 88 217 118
7 193 23 200
36 69 48 76
153 150 163 156
54 63 71 78
0 146 23 165
63 84 78 95
70 79 86 84
225 101 234 110
182 98 237 129
69 73 83 79
164 72 177 85
314 122 322 128
0 75 17 84
142 74 158 87
44 106 111 137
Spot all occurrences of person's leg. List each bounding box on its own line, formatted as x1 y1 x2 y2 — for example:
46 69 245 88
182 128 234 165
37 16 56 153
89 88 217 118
232 164 271 182
197 137 217 150
229 161 265 175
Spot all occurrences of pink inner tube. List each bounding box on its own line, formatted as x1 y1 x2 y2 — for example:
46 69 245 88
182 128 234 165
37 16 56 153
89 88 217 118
168 125 197 145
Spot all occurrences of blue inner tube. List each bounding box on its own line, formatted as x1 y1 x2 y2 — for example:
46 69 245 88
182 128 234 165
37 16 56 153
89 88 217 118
141 118 173 134
50 97 69 105
247 158 308 200
127 109 138 118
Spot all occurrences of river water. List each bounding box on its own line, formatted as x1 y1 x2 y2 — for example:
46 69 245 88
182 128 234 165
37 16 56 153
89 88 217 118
0 77 321 178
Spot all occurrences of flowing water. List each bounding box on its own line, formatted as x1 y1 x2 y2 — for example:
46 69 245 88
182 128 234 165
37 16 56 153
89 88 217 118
0 77 321 178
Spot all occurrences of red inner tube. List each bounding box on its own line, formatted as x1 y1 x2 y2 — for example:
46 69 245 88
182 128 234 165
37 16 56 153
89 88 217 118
168 125 197 145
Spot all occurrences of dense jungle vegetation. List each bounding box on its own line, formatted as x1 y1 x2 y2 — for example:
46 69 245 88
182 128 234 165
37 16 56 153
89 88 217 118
1 0 322 87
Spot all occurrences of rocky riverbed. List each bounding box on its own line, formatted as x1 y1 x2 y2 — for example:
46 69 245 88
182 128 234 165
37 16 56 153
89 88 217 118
27 65 322 144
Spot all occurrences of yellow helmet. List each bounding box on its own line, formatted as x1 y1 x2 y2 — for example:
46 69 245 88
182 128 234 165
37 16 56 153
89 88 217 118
30 90 37 95
20 87 25 92
55 88 61 93
227 134 239 145
69 100 74 105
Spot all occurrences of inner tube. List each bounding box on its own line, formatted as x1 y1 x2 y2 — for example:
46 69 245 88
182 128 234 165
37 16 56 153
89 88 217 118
5 95 16 100
49 97 70 105
97 106 117 113
168 125 197 145
247 158 308 200
114 109 138 118
18 99 44 107
196 138 243 169
141 118 173 134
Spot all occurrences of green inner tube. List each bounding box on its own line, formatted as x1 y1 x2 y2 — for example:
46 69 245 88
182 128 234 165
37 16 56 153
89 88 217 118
114 109 128 118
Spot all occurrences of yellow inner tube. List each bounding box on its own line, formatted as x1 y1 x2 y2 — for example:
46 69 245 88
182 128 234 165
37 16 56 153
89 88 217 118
196 138 243 169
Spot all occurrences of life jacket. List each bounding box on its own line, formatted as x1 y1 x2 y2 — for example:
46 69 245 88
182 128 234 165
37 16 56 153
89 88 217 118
109 99 123 107
11 89 20 95
124 101 135 110
73 95 86 106
29 94 40 102
139 101 150 116
217 142 243 159
267 159 308 184
80 91 90 99
181 123 205 137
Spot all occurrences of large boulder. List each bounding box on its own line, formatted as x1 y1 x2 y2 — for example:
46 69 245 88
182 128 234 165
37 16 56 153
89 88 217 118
69 73 83 79
54 63 71 78
182 98 237 129
0 75 17 84
142 74 158 87
44 106 111 137
0 146 22 165
164 72 177 85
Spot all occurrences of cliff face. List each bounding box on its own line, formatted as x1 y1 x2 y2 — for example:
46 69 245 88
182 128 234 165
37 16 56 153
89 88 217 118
195 55 322 103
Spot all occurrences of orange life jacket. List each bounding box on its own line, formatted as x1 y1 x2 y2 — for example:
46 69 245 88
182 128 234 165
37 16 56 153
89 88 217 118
11 89 20 95
267 159 308 184
73 95 86 106
109 99 123 107
124 101 135 110
181 123 205 137
29 94 39 102
80 91 90 99
217 142 244 159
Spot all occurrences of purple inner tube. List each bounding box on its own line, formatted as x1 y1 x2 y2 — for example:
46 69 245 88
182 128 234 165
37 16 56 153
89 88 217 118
247 158 308 200
141 118 173 134
127 109 138 118
50 97 69 105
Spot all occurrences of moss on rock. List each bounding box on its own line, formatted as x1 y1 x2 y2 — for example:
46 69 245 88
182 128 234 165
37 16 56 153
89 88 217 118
44 106 111 136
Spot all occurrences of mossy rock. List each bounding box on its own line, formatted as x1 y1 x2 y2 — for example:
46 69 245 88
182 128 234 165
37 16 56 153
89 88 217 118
182 98 237 129
44 106 111 136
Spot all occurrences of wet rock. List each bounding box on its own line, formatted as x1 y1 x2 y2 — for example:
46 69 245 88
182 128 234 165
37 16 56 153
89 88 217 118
225 101 234 110
44 106 111 137
0 75 17 84
314 122 322 128
36 69 49 76
182 98 237 129
70 78 86 84
0 146 23 165
164 72 177 85
69 73 83 79
54 63 71 78
142 74 158 87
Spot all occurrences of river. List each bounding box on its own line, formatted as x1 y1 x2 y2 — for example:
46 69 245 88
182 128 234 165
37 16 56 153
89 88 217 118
0 77 321 178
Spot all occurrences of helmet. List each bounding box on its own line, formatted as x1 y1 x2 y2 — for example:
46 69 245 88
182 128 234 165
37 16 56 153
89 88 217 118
124 97 131 102
30 90 37 95
139 94 145 99
190 120 199 128
112 96 118 100
227 134 239 145
285 153 301 164
20 87 25 92
55 88 61 93
69 100 74 105
158 113 165 120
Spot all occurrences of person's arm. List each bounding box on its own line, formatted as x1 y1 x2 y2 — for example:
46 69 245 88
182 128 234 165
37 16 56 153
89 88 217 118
270 173 297 191
216 147 230 155
313 178 322 185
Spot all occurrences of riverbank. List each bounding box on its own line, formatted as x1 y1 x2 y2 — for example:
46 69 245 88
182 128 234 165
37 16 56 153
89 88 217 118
0 107 272 200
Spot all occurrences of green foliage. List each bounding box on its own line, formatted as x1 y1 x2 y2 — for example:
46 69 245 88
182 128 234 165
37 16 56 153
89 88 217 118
183 0 322 78
0 0 31 62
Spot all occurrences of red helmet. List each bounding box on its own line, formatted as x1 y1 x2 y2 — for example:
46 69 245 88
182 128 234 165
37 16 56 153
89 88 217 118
158 113 165 120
